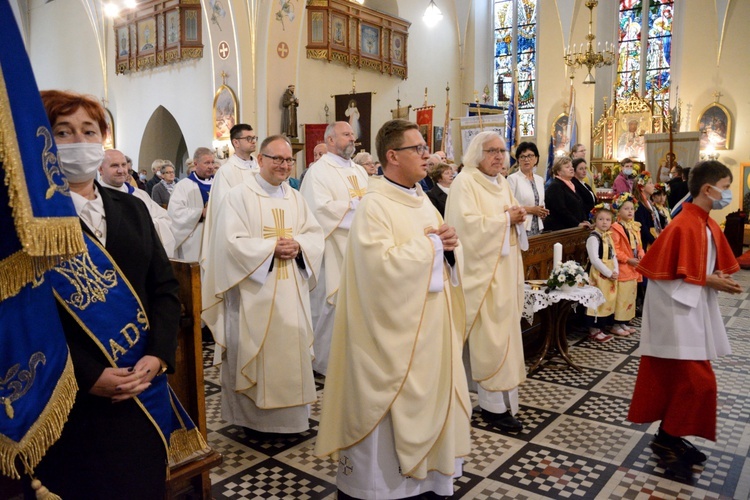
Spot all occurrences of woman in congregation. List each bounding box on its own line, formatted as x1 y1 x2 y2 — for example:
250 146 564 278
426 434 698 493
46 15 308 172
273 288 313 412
151 161 177 208
544 156 591 231
353 151 379 177
445 131 528 434
426 162 454 217
572 158 598 215
632 171 662 250
506 141 548 236
33 90 204 499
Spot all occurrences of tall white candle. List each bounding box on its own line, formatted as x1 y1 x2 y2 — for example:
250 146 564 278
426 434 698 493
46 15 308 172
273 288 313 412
553 243 563 268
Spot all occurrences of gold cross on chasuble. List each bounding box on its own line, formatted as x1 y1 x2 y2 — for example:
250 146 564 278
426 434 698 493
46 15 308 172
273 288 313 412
347 175 366 199
263 208 293 279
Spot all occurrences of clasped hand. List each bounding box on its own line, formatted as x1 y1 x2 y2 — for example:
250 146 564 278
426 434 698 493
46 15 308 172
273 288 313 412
90 355 162 402
427 224 459 252
507 206 527 225
275 237 300 260
706 271 743 294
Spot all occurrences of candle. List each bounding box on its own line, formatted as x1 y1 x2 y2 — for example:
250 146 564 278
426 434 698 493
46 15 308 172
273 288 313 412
553 243 563 268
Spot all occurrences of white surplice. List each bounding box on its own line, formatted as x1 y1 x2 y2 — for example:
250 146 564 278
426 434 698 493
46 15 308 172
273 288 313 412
168 176 210 262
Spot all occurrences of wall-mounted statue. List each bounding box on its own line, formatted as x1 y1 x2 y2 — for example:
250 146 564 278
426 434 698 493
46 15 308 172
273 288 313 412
282 85 299 138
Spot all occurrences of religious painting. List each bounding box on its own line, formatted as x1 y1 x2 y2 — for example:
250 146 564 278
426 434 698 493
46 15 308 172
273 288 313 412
185 10 199 41
433 126 444 153
103 108 115 150
550 113 569 154
616 112 649 161
392 32 404 63
697 102 732 150
335 92 372 154
416 107 434 152
310 12 325 43
138 19 156 53
331 15 346 47
739 163 750 214
213 84 238 141
166 10 180 45
303 124 328 167
360 24 380 57
117 27 129 57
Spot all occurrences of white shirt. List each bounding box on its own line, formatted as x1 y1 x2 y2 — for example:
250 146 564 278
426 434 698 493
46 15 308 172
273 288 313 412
71 185 106 245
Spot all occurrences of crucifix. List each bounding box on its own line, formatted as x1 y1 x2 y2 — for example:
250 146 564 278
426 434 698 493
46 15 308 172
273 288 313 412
220 70 228 85
263 208 293 279
324 103 330 123
712 90 723 103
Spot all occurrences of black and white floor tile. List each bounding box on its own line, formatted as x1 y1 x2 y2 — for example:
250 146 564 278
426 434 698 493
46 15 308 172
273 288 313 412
204 269 750 499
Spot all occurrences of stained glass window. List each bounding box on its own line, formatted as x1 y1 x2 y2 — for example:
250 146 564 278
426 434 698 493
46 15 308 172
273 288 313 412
616 0 674 109
494 0 537 136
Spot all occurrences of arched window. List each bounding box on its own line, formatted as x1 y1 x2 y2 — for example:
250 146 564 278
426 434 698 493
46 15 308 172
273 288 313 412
494 0 537 136
616 0 674 109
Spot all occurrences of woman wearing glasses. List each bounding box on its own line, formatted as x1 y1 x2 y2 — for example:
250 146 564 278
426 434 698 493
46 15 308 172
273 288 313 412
445 131 528 434
507 141 549 236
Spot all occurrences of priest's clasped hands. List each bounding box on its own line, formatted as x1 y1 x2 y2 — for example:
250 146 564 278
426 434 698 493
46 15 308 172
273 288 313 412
427 224 459 251
507 205 527 225
275 237 301 260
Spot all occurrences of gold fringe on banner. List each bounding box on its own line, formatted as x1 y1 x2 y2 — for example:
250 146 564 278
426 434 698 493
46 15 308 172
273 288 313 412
0 65 85 280
168 427 211 467
0 355 78 480
0 250 77 302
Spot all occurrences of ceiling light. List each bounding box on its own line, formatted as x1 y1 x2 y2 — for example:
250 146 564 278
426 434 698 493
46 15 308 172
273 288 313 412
423 0 443 27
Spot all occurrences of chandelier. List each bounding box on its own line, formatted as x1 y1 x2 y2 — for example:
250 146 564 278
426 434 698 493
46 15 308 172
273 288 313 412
563 0 615 84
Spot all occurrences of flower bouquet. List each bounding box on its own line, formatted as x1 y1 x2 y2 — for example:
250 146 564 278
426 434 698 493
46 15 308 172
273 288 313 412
547 260 589 292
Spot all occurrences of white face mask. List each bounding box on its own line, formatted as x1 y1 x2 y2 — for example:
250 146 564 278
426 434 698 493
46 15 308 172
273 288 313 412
57 143 104 183
623 167 633 176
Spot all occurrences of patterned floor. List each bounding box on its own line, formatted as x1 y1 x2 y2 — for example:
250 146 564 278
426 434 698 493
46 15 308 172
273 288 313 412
204 268 750 499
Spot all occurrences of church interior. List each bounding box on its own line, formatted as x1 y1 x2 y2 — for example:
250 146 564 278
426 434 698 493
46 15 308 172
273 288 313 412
5 0 750 498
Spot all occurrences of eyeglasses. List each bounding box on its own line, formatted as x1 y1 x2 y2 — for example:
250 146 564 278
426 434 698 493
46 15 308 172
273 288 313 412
393 144 430 155
483 148 507 156
518 154 537 161
237 135 258 142
262 154 295 166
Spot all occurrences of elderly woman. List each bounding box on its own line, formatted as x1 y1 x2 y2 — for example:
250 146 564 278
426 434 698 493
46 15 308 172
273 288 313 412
444 131 527 433
151 162 176 208
507 141 549 235
572 157 597 215
353 151 378 176
544 156 591 231
426 162 454 216
35 90 193 498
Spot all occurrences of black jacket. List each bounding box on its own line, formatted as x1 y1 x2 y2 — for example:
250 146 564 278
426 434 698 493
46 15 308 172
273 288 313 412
426 185 448 217
544 178 587 231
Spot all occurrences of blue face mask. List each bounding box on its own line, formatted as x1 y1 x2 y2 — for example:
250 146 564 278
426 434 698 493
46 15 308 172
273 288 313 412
709 184 732 210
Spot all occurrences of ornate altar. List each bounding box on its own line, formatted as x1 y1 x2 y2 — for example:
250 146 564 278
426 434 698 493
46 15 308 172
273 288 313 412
590 93 667 188
305 0 410 79
113 0 203 75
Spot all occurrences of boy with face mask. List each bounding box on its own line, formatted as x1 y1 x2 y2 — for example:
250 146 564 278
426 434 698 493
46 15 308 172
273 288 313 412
627 160 743 481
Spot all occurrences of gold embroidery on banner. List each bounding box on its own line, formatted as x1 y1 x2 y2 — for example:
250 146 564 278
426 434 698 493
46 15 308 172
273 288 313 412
109 339 128 362
53 253 117 310
347 175 366 199
136 308 149 330
0 352 46 419
35 127 69 199
263 208 293 280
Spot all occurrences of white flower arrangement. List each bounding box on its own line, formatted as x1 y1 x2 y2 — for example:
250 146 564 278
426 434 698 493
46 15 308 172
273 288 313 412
547 260 589 290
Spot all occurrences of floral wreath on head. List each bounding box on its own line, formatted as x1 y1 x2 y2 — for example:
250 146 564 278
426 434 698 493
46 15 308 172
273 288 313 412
612 192 639 211
635 170 652 187
653 182 670 195
589 202 613 221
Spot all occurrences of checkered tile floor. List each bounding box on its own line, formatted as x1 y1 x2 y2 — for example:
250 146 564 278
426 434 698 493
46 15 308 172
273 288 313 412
203 269 750 499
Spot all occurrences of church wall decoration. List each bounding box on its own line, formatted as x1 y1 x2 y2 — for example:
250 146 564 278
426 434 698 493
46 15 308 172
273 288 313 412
305 0 410 79
697 102 732 151
644 131 700 184
415 107 434 153
103 108 115 150
740 163 750 214
551 113 569 153
303 124 328 167
213 84 238 141
114 0 203 75
433 127 443 153
335 92 372 155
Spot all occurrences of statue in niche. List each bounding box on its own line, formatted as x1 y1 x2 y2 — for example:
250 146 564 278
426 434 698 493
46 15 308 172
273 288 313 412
281 85 299 138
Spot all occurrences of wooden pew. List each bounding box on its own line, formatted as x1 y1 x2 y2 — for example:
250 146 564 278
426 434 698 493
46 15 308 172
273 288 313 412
166 260 222 499
521 227 590 361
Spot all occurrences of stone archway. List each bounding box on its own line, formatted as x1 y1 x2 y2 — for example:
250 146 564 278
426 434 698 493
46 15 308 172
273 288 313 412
138 106 189 177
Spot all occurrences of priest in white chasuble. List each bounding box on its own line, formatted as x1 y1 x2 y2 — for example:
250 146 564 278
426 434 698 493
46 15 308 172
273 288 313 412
316 120 471 499
202 135 324 433
299 121 368 375
444 131 529 434
168 147 216 262
201 124 259 268
99 149 176 257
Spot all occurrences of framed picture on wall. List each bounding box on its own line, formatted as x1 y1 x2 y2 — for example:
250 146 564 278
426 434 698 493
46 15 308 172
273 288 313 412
213 84 238 141
360 23 380 57
392 32 405 63
550 113 569 153
310 11 325 43
335 92 372 154
740 162 750 214
103 108 115 150
697 102 732 150
117 27 129 57
166 10 180 45
137 18 156 53
331 14 346 47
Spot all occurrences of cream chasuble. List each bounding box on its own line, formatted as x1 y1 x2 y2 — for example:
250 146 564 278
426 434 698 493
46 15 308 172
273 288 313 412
101 181 176 258
168 177 209 262
200 155 259 269
202 174 323 420
444 168 526 392
315 179 471 480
